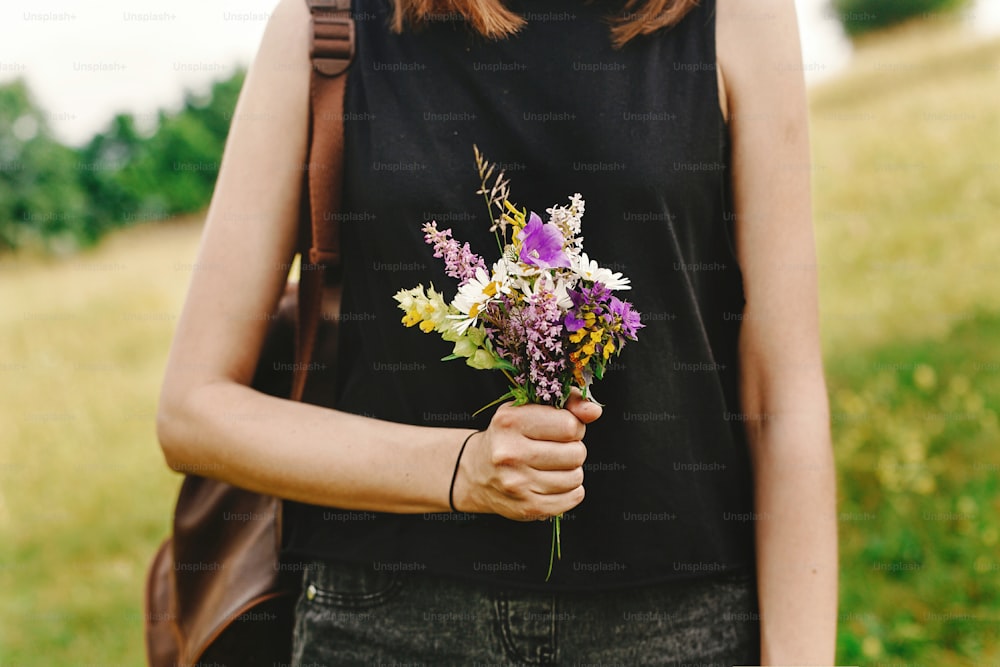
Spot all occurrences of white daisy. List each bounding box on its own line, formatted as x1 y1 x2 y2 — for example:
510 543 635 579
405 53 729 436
572 252 631 290
449 266 507 335
490 257 516 295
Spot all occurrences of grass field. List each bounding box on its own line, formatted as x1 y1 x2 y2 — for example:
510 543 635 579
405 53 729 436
2 17 1000 665
813 17 1000 665
0 218 200 661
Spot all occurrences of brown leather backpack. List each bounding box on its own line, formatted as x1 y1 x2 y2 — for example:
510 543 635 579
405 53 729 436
144 2 355 665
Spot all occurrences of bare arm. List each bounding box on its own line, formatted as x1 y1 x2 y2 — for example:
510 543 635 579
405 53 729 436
718 0 839 663
156 0 598 519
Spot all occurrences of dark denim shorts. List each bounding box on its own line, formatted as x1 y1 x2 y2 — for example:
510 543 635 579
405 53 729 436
291 559 760 666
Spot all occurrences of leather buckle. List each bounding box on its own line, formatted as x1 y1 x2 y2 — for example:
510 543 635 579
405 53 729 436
308 0 350 9
309 1 355 77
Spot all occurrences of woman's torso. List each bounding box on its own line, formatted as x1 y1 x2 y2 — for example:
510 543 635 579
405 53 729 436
282 0 756 591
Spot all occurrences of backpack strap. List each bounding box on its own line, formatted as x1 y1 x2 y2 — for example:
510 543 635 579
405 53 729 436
292 0 355 401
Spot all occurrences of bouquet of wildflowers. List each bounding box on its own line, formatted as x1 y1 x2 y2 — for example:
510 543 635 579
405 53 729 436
394 146 643 579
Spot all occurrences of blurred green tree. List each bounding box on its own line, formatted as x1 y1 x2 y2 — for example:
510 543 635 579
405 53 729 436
0 79 91 253
0 68 246 254
832 0 971 38
82 69 247 229
77 112 147 229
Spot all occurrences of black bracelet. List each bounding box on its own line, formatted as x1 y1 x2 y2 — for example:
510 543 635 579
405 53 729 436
449 430 482 513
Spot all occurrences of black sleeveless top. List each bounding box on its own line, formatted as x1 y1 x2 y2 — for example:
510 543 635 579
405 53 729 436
282 0 757 591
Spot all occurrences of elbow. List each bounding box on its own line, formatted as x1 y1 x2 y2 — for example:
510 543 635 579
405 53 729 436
156 376 244 474
156 386 188 472
739 330 830 426
157 376 219 473
738 351 832 455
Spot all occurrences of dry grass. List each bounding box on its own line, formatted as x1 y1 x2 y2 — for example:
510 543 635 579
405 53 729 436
0 215 203 660
810 18 1000 355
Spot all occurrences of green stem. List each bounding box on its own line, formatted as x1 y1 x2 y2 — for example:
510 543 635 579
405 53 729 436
471 389 516 418
544 514 562 582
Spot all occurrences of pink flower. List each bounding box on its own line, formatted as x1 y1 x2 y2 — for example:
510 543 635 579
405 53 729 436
422 222 487 286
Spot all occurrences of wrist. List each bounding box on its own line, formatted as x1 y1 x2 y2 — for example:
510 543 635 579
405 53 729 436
449 429 482 513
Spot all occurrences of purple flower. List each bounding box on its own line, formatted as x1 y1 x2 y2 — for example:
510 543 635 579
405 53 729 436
609 296 644 340
583 282 612 305
564 311 586 332
517 212 571 270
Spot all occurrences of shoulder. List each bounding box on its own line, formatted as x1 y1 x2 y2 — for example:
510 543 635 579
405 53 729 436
271 0 310 30
261 0 312 57
716 0 802 63
239 0 311 114
716 0 805 117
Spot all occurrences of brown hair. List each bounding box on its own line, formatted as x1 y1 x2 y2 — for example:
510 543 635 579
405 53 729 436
388 0 701 49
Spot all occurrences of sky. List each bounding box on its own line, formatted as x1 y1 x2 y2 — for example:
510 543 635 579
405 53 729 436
1 0 997 147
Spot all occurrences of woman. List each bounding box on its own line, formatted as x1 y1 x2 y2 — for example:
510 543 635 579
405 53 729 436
157 0 838 663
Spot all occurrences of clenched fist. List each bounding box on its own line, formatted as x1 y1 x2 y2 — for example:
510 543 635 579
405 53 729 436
451 390 602 521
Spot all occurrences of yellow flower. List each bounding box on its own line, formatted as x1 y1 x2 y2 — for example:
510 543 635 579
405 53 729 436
502 199 527 239
402 309 422 328
394 284 451 334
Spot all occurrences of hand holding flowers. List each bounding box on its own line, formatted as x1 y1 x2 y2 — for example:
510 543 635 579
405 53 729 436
449 392 600 521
